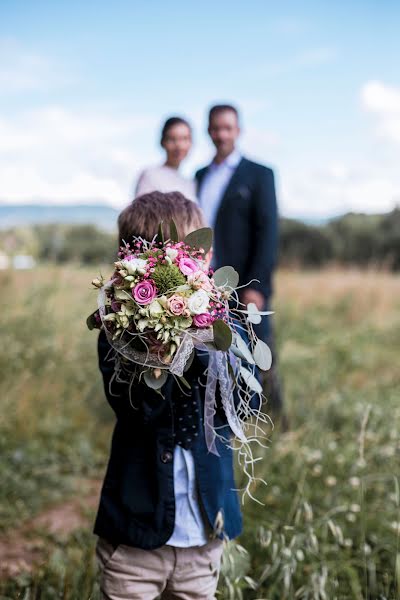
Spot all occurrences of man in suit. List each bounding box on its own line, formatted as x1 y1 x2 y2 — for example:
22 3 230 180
195 104 285 420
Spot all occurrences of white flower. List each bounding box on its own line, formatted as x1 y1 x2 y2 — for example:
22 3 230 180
137 318 149 332
187 289 210 315
349 476 361 488
121 257 148 275
325 476 337 487
165 247 178 262
148 300 163 318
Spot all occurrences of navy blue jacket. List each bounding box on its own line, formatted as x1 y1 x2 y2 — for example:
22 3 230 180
196 157 278 303
93 331 242 550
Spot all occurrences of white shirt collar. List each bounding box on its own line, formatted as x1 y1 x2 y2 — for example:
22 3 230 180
210 148 242 170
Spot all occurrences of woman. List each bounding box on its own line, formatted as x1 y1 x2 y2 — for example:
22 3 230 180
135 117 196 201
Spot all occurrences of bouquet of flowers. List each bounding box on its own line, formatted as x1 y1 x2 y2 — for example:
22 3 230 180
88 222 272 474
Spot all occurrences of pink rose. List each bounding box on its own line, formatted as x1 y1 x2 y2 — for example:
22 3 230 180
133 280 157 305
167 294 187 315
193 312 213 328
178 257 199 276
187 270 213 291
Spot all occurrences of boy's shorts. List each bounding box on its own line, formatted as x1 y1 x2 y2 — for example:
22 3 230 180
96 536 224 600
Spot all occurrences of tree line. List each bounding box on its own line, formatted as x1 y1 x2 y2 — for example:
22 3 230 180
2 208 400 270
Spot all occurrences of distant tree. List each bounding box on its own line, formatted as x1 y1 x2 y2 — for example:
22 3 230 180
279 219 333 267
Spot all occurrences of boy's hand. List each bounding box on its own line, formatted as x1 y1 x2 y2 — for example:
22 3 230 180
241 288 265 311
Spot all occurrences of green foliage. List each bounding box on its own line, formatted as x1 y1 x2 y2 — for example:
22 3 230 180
2 209 400 271
212 318 233 351
280 208 400 269
169 219 179 242
1 267 400 599
152 263 186 294
184 227 213 254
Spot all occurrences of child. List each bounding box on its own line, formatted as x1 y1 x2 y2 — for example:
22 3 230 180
94 191 243 600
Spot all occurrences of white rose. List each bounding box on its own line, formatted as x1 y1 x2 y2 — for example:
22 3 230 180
149 300 163 318
165 247 179 262
121 257 148 275
187 289 210 315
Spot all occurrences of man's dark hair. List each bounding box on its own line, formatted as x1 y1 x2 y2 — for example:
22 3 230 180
161 116 191 145
208 104 239 125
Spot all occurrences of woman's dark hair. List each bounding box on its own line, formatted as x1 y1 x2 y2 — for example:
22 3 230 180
161 116 191 145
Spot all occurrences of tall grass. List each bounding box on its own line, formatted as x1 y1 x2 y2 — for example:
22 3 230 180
1 266 400 599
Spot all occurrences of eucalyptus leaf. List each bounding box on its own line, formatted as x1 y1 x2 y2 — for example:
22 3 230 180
213 266 239 290
178 375 191 389
239 366 263 394
227 361 237 382
86 310 98 330
144 369 168 389
213 319 233 351
246 302 262 324
203 341 218 352
157 221 165 244
169 219 179 242
184 227 213 253
232 334 255 364
253 339 272 371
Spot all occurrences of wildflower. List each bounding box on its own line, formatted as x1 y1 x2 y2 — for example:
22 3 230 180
325 476 337 487
349 476 361 488
312 464 322 476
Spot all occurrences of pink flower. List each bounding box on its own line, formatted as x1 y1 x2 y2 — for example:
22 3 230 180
178 257 199 276
133 280 157 305
187 270 213 291
167 294 187 315
193 312 213 328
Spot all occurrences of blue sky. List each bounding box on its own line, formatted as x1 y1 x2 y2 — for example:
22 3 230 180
1 0 399 217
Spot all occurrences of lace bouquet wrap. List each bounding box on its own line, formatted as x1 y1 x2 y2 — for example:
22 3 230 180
87 222 273 492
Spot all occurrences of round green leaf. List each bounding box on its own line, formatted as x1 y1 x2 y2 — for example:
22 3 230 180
213 266 239 290
246 302 262 324
213 319 233 351
143 369 168 389
231 333 255 364
239 366 263 394
184 227 213 253
253 339 272 371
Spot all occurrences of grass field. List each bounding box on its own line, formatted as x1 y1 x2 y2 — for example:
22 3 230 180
1 266 400 599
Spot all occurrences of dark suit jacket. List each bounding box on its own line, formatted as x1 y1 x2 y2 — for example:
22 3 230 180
93 331 242 550
196 157 278 302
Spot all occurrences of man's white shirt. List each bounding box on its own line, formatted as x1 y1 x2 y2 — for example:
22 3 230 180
198 149 242 227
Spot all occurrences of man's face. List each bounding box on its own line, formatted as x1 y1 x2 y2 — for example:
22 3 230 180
208 110 240 157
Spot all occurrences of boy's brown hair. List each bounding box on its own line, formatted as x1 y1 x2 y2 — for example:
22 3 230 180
118 191 205 246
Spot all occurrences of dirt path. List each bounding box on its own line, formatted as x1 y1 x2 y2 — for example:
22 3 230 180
0 479 102 577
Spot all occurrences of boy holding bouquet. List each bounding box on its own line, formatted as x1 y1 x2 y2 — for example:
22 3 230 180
93 191 244 600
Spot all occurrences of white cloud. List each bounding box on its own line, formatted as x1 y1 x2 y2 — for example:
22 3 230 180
280 163 400 218
361 80 400 143
0 106 159 206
